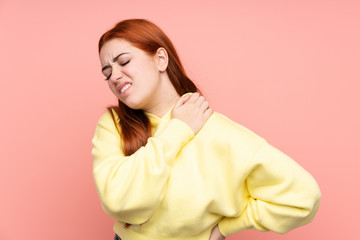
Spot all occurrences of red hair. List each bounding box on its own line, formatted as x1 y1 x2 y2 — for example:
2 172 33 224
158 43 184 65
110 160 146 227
98 18 203 228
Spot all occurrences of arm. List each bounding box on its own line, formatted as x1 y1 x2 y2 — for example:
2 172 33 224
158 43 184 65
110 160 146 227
218 139 321 236
91 110 194 224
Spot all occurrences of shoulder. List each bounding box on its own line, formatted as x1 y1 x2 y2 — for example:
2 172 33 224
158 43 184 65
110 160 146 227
94 107 122 135
203 111 265 145
96 107 119 122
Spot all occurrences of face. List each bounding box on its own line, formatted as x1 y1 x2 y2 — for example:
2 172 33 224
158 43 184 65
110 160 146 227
99 38 162 110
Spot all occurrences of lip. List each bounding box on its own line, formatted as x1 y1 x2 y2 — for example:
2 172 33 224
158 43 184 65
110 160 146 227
117 81 132 93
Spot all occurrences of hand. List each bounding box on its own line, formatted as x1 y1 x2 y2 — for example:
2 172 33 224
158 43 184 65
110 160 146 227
209 224 225 240
171 92 213 134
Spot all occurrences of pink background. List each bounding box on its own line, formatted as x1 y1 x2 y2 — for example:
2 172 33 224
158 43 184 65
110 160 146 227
1 0 359 239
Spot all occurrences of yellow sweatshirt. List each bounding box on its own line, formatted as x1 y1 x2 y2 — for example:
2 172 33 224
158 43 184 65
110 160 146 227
91 93 321 240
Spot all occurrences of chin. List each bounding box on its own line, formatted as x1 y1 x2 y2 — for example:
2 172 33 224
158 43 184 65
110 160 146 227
119 97 142 110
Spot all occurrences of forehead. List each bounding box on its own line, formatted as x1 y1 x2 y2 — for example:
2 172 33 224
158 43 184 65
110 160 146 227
99 38 135 65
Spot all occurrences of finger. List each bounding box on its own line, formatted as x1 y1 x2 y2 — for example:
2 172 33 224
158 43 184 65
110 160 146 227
195 95 205 107
174 94 191 108
200 101 209 113
188 92 200 103
204 107 213 119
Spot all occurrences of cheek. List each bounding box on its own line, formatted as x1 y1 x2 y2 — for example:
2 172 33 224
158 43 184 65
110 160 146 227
108 82 117 95
108 81 113 90
124 65 136 78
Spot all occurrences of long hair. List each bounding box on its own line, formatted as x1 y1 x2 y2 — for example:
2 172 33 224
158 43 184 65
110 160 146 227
98 18 202 228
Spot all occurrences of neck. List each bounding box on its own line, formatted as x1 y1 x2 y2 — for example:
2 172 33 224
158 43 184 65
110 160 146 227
147 93 179 118
143 75 180 118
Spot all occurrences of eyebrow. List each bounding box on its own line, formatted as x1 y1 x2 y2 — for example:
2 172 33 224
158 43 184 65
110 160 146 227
101 52 130 72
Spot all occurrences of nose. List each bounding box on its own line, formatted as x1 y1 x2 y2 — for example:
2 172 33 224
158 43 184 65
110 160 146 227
110 66 123 82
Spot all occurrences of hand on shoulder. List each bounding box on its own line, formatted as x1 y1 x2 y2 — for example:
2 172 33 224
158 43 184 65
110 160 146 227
171 92 213 134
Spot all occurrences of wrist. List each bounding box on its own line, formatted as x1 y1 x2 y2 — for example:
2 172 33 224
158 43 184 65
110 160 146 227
215 224 225 239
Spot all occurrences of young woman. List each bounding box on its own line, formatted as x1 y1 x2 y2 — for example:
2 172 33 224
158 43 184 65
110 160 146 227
91 19 321 240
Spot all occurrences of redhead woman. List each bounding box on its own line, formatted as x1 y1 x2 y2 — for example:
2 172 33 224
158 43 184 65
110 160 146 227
91 19 321 240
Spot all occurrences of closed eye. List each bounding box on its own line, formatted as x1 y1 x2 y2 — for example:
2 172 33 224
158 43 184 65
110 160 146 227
104 60 131 81
121 60 130 66
105 74 111 81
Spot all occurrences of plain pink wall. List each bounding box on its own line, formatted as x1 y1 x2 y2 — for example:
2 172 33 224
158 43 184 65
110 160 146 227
1 0 359 239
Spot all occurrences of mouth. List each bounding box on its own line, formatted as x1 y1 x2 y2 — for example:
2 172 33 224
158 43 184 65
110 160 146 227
118 83 132 95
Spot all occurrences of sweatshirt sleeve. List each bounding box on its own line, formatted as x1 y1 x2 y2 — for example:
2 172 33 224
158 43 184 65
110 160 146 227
218 139 321 236
91 110 194 224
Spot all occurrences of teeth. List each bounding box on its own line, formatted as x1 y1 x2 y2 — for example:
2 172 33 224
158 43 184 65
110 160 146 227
120 83 131 93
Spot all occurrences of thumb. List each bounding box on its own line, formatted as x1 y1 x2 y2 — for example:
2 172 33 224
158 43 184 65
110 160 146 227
174 94 191 108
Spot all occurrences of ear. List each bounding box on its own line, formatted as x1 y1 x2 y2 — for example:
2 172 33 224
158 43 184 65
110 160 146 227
154 47 169 72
